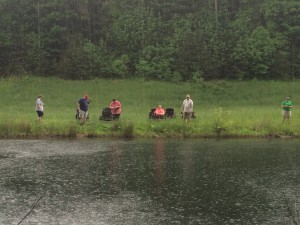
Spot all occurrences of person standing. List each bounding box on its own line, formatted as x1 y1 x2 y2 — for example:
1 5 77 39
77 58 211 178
36 94 45 121
181 94 193 122
281 96 293 124
77 95 90 124
110 99 122 119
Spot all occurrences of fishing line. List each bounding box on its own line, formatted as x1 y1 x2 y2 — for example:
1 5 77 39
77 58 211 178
283 191 298 225
17 195 43 225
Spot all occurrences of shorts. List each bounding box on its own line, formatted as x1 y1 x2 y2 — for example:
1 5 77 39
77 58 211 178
36 111 44 118
183 112 192 120
282 110 291 118
79 109 88 119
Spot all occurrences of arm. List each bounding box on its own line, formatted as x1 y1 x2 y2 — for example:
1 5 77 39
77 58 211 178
117 101 121 109
181 101 184 112
36 99 43 110
110 102 114 109
113 101 122 114
37 103 43 111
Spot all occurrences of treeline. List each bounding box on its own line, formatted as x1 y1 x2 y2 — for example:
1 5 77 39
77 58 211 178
0 0 299 81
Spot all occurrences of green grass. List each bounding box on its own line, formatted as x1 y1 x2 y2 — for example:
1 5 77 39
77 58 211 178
1 76 300 138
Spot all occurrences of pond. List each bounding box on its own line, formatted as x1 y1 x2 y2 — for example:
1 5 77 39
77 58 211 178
0 139 299 225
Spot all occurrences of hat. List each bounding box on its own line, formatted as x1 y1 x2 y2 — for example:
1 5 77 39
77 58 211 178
286 96 290 100
186 94 190 98
38 94 43 98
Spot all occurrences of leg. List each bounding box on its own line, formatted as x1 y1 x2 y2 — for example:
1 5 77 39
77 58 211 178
282 111 286 124
183 112 188 122
36 111 43 122
79 110 87 124
287 111 291 125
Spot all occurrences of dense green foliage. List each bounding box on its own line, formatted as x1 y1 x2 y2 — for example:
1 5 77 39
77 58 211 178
0 76 299 138
0 0 299 80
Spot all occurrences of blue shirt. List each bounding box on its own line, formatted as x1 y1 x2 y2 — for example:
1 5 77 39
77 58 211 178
78 98 88 112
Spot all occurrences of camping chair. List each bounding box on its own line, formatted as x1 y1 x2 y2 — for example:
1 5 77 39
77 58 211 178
99 107 113 121
165 108 175 118
99 107 119 121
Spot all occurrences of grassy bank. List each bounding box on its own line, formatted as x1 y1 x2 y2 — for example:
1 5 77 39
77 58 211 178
1 76 299 138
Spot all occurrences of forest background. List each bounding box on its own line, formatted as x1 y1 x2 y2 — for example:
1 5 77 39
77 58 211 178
0 0 299 81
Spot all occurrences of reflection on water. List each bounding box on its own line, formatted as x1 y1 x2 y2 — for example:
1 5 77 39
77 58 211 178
0 139 299 225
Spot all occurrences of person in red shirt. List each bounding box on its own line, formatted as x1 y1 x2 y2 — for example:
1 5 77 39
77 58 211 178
110 99 122 119
154 105 165 119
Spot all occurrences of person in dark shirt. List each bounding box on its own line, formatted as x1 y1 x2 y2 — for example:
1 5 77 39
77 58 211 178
77 95 90 124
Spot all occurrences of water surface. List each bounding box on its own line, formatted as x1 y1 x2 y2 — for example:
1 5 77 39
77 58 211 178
0 139 299 225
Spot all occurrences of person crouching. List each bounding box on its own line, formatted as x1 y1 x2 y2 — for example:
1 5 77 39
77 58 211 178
110 99 122 120
154 105 165 119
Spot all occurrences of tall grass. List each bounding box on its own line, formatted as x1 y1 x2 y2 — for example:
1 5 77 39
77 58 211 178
1 76 300 138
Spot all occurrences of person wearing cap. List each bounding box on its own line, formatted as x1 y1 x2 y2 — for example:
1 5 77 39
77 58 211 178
77 94 90 124
110 99 122 119
36 94 45 121
281 96 293 124
181 94 193 122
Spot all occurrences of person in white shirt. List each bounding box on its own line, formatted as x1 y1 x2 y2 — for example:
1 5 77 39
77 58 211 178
181 94 193 122
36 94 45 121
